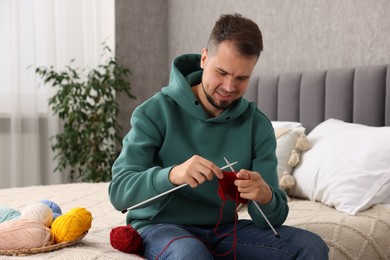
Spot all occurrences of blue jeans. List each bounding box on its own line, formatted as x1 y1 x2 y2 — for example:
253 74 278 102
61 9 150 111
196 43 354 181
140 220 328 260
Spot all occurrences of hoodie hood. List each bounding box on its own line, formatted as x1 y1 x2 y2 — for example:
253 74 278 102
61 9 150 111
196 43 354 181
161 54 250 123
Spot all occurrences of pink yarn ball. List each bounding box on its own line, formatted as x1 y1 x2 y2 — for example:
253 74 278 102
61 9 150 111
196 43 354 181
0 219 53 250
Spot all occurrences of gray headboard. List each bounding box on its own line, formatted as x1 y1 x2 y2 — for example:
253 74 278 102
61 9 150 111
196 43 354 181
245 64 390 132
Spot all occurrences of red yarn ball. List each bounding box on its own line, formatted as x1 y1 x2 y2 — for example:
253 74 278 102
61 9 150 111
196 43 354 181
218 171 249 204
110 224 144 255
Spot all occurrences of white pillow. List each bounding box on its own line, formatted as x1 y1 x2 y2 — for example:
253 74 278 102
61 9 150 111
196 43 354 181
382 195 390 209
289 118 390 215
272 121 302 128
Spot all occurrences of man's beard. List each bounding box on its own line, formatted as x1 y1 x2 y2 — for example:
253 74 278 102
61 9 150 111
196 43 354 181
201 82 234 110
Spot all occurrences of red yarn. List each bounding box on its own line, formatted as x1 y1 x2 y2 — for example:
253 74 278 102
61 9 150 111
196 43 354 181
110 224 143 255
218 171 249 204
155 235 199 259
111 171 248 258
212 171 249 259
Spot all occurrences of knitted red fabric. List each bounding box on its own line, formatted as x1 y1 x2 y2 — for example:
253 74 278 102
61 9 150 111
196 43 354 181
218 171 249 204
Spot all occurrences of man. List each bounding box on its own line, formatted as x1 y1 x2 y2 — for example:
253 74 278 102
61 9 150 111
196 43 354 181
109 13 328 259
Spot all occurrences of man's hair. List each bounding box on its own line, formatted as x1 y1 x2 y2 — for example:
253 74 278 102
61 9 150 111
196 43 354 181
207 13 263 58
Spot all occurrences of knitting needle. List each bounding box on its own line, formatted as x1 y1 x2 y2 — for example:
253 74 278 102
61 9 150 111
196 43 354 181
121 161 238 213
223 157 280 238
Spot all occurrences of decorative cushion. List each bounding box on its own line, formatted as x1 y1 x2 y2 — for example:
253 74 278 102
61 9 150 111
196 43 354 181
271 121 302 128
271 122 311 191
289 119 390 215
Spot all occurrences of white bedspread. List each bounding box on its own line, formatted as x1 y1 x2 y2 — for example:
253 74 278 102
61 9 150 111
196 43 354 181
239 200 390 259
1 182 389 260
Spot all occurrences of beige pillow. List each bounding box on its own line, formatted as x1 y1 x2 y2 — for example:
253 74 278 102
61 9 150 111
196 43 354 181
274 127 311 191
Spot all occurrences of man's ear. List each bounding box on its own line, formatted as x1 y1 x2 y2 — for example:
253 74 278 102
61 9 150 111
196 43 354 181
200 48 208 69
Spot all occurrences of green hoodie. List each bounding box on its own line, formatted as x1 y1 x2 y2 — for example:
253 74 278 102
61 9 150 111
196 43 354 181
109 54 288 232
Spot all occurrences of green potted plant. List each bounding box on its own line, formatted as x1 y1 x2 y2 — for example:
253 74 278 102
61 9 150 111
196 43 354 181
35 44 135 182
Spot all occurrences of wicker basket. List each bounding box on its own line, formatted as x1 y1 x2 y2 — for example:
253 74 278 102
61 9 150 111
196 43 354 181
0 232 87 256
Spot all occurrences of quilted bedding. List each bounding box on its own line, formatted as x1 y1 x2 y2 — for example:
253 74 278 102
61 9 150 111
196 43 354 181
239 200 390 259
1 182 389 259
288 200 390 259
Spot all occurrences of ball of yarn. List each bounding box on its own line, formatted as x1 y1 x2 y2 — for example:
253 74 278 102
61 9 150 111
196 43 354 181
20 202 53 228
53 212 62 220
0 219 53 250
51 207 92 243
110 225 143 254
40 200 62 220
0 206 21 223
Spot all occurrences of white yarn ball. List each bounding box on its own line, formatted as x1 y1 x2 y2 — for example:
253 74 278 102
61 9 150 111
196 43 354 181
20 202 53 228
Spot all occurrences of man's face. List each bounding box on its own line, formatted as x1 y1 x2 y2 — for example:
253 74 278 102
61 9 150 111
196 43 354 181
199 40 257 116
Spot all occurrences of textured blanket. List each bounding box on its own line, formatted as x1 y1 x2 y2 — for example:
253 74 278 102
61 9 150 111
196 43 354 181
1 183 389 259
239 199 390 260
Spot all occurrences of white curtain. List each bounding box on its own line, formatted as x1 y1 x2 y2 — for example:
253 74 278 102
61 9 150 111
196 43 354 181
0 0 115 188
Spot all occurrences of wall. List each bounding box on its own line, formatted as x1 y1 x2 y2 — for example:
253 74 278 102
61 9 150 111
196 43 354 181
167 0 390 76
116 0 390 137
115 0 168 137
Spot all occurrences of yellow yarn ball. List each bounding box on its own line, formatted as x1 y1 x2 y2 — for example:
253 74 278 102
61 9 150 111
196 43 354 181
51 207 92 243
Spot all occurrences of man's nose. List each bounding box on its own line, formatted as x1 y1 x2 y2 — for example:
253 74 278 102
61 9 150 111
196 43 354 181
223 77 235 92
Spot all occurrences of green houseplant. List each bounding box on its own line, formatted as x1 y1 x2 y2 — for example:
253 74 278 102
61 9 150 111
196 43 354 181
35 45 135 182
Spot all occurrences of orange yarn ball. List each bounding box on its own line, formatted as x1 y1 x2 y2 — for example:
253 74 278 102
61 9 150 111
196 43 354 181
51 207 92 243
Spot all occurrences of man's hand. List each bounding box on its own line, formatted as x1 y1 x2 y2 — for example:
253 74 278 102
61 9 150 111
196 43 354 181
234 170 272 204
169 155 223 188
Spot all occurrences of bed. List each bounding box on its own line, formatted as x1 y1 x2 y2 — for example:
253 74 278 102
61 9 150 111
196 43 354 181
1 64 389 260
241 63 390 259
